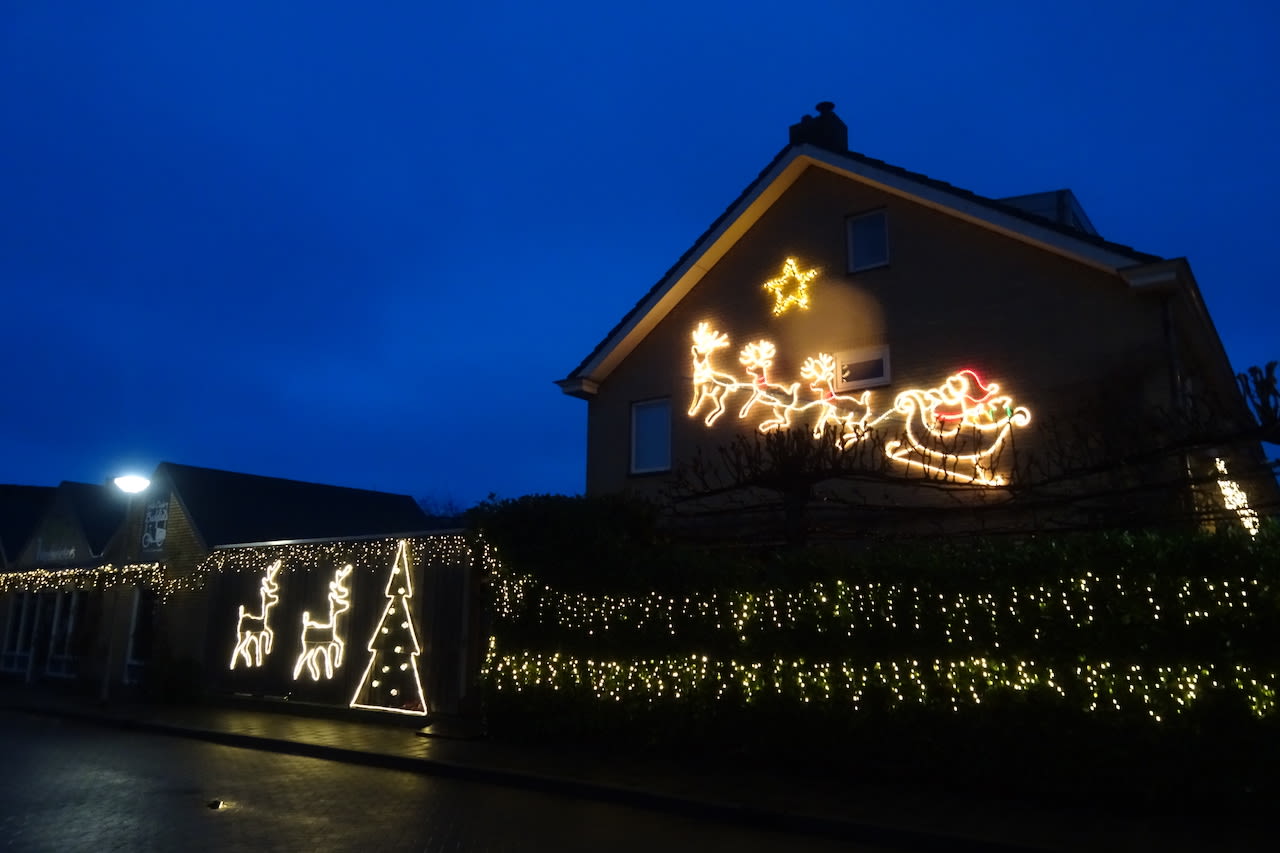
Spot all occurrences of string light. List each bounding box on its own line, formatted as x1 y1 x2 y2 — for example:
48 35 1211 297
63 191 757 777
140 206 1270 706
1215 458 1260 538
0 562 174 596
350 540 429 716
292 565 353 681
483 650 1276 720
762 257 819 316
485 558 1277 722
229 561 283 670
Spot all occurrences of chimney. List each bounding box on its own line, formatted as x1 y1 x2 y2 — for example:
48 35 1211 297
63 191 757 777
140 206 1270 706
788 101 847 152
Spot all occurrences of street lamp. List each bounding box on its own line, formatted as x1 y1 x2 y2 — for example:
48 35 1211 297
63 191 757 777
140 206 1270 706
101 474 150 703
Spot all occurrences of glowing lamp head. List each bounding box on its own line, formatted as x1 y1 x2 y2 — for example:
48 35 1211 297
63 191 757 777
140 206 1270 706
113 475 150 494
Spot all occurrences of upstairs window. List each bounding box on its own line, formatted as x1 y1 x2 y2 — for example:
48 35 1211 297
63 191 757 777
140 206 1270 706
847 209 889 272
630 398 671 474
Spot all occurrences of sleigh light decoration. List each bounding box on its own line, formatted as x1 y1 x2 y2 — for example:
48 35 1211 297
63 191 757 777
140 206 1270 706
883 369 1031 485
686 324 1031 486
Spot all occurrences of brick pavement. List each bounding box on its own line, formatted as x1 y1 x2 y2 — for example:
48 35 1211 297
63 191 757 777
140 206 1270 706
0 683 1268 852
0 709 876 852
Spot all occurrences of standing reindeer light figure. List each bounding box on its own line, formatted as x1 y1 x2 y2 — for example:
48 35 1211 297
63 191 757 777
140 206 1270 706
293 565 354 681
230 560 283 669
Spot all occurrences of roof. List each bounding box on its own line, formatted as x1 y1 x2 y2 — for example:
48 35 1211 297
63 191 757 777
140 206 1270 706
157 462 431 548
58 481 128 555
559 138 1164 395
0 484 56 567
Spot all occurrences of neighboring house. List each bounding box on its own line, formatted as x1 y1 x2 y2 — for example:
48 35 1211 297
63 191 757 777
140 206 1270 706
0 482 126 681
0 462 489 715
0 485 55 571
120 462 431 693
557 103 1264 535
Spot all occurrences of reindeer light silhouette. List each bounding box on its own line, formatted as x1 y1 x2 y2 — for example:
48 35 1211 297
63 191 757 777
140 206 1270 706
292 565 353 681
230 560 283 669
738 340 800 431
688 322 745 426
798 352 872 445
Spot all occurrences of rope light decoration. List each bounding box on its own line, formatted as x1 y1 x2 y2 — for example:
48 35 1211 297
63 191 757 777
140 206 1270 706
687 322 1031 485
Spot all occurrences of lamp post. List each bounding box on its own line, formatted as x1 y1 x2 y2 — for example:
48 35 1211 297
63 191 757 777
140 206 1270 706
101 474 149 704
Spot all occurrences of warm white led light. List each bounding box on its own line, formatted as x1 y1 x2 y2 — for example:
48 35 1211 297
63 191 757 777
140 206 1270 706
879 369 1030 485
686 323 1030 485
688 322 745 426
1215 458 1260 538
762 257 819 316
230 561 283 669
350 540 429 716
292 565 353 681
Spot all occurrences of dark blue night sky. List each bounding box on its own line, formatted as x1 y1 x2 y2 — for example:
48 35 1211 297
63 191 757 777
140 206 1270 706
3 2 1277 506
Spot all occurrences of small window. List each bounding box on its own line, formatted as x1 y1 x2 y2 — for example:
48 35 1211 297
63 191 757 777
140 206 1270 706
631 398 671 474
835 345 891 392
847 210 889 272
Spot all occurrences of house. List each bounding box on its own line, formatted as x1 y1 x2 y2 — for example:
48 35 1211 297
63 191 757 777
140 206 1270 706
0 462 491 715
0 485 55 572
0 481 127 682
557 103 1264 536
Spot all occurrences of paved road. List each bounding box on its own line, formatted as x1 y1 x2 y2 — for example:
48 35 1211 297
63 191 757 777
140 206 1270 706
0 710 880 852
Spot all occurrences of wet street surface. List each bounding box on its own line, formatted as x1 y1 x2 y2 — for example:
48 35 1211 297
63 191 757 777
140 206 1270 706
0 710 878 852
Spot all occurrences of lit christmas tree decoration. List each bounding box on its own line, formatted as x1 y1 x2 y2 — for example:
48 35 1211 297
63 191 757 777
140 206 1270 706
350 540 428 715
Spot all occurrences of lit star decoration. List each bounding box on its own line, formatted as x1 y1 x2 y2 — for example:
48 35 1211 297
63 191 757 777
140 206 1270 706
686 322 1030 485
229 561 283 669
350 539 429 716
1215 458 1260 538
762 257 819 316
292 565 353 681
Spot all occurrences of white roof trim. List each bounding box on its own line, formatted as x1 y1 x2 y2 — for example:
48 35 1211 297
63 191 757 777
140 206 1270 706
566 145 1149 392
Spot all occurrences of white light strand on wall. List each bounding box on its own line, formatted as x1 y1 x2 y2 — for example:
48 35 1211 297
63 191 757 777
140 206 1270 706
1215 458 1260 538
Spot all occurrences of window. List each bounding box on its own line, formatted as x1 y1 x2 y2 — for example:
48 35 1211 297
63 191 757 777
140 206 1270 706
631 398 671 474
835 345 891 392
847 209 889 272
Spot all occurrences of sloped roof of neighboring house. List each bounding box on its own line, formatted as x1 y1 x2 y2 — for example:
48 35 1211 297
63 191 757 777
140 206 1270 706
558 103 1173 397
157 462 431 548
58 481 128 556
0 484 57 567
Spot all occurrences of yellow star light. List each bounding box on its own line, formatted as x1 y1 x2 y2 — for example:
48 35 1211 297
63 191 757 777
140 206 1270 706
763 258 819 316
